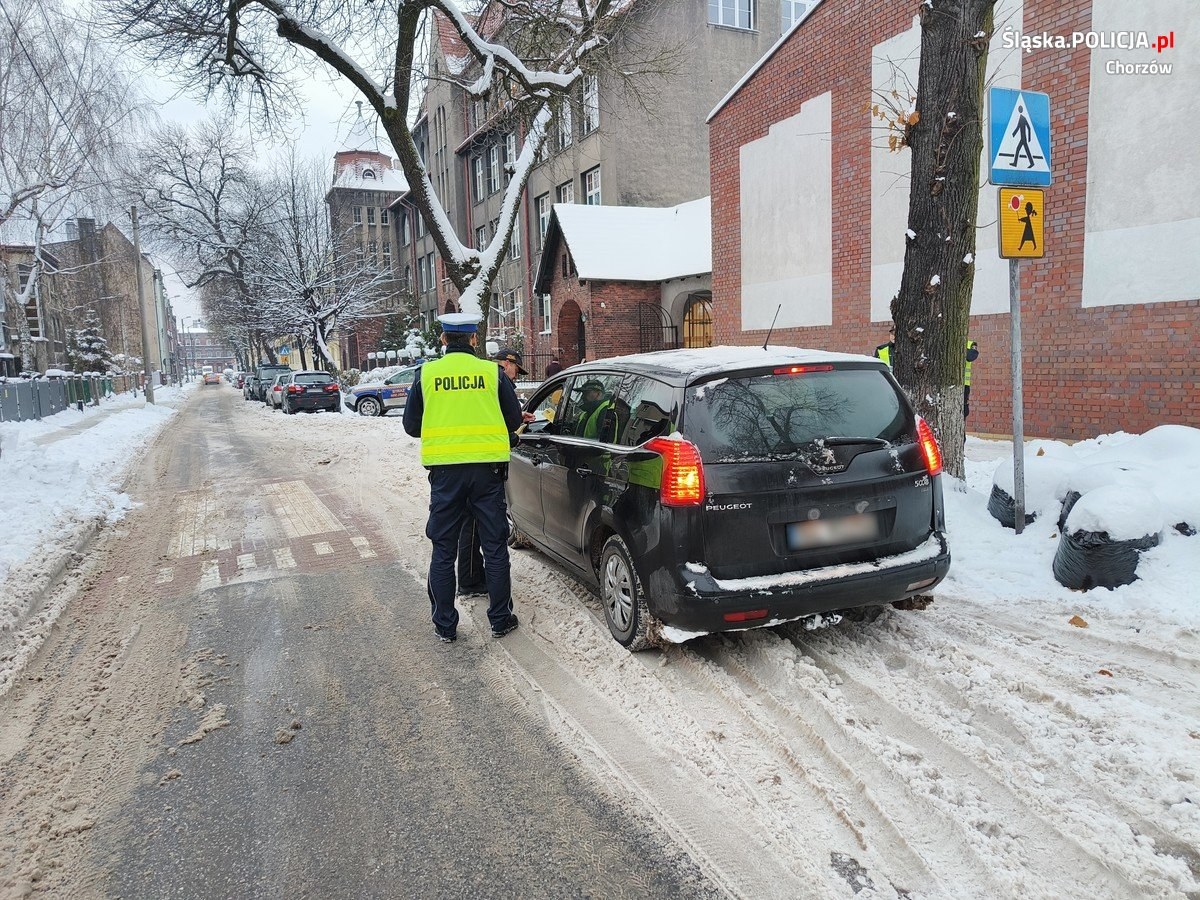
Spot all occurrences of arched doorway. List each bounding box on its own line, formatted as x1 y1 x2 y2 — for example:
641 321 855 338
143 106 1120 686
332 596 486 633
557 300 584 366
682 294 713 348
443 300 457 315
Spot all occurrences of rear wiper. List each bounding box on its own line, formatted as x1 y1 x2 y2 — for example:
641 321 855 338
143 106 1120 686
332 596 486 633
818 437 889 447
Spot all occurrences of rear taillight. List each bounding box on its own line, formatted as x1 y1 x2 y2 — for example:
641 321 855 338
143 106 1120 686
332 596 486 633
273 385 282 392
916 417 943 476
287 384 303 394
324 383 340 393
645 437 705 507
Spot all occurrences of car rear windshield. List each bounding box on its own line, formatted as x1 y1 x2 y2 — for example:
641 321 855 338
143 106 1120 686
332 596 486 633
294 373 334 384
684 367 910 462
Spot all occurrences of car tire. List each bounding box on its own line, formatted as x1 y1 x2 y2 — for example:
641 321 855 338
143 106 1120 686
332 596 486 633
506 510 533 549
599 534 655 652
357 396 382 417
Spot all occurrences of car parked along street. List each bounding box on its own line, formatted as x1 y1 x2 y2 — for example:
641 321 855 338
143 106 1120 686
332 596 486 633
506 346 951 651
346 364 419 416
281 371 342 414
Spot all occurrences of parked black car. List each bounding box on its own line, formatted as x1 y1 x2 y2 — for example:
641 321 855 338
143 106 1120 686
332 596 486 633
250 363 293 402
506 346 951 650
281 370 342 414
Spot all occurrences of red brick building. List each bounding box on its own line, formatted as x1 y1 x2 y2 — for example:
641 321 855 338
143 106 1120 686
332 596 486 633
533 199 714 368
707 0 1198 439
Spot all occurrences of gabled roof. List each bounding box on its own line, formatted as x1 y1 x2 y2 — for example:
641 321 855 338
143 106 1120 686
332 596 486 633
436 10 472 76
534 197 711 293
332 162 409 194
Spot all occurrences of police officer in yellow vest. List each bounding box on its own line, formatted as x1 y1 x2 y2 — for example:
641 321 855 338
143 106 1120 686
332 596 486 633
875 325 979 417
403 313 524 642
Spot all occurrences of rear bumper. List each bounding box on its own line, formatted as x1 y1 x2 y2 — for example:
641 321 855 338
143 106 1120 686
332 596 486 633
287 393 340 410
651 533 950 634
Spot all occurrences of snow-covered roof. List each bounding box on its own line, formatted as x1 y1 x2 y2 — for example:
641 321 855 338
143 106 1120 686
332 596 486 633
537 197 711 290
332 163 409 194
436 11 471 76
708 0 825 123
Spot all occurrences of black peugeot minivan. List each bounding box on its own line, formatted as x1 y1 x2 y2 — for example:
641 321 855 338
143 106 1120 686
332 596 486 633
507 346 951 650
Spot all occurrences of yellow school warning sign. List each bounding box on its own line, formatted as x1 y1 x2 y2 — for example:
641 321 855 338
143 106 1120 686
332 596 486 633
998 188 1045 258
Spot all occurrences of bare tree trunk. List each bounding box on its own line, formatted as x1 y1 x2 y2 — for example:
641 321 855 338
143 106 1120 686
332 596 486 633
893 0 995 479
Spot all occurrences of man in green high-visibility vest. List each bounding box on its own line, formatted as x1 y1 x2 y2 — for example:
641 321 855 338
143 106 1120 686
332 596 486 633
875 325 980 418
403 313 524 643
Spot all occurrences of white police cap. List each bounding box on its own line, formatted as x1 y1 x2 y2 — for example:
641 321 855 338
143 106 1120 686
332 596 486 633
438 312 483 333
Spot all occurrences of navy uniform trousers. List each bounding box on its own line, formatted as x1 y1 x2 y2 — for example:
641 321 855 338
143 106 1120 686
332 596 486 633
426 462 513 635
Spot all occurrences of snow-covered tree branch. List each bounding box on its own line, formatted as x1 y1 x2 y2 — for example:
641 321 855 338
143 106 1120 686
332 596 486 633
110 0 670 336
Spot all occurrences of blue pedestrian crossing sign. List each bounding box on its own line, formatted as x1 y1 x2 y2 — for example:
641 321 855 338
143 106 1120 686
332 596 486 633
989 88 1051 186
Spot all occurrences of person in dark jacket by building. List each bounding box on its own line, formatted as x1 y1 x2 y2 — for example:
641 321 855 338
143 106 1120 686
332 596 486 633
402 313 524 642
545 356 563 378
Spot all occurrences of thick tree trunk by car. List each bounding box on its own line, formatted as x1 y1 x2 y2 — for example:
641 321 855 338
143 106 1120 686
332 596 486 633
892 0 995 479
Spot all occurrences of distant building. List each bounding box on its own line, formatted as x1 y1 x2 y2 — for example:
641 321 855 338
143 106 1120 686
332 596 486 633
375 0 798 372
326 103 412 372
179 327 236 377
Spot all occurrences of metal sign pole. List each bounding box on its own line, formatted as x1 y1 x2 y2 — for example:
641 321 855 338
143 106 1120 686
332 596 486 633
1009 258 1025 533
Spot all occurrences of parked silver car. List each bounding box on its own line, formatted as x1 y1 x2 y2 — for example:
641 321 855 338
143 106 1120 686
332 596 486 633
265 373 292 410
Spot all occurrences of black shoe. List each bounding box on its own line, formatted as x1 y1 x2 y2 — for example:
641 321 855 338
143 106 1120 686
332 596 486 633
435 626 457 643
457 587 488 599
490 614 519 638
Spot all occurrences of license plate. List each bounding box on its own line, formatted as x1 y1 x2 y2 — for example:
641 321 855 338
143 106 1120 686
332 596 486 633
307 386 323 392
786 512 879 550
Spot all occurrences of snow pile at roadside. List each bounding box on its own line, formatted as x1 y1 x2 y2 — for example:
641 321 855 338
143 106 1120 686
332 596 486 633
0 388 183 628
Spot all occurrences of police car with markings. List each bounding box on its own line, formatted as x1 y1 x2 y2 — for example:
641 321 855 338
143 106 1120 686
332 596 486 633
346 364 421 416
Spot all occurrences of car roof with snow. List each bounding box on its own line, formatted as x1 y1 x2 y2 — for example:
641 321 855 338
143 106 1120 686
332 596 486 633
569 345 885 385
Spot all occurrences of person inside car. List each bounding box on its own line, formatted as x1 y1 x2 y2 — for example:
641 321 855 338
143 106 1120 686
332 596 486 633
574 379 613 440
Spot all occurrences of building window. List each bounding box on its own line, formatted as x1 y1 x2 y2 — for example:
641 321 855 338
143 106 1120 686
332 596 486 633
487 145 500 195
582 75 599 135
509 214 521 260
583 167 601 205
556 103 573 150
400 212 410 246
367 208 376 225
709 0 755 29
426 253 436 291
472 155 485 202
380 208 389 225
780 0 814 29
489 292 501 331
536 193 551 245
353 206 362 225
382 241 391 264
541 294 551 333
504 132 517 180
557 181 574 205
476 225 488 250
416 211 426 237
368 240 377 253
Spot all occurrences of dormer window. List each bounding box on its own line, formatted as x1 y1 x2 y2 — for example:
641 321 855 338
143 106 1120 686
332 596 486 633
363 168 376 179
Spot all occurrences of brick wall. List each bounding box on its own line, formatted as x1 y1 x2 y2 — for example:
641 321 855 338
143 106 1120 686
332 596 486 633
530 247 659 367
709 0 1199 440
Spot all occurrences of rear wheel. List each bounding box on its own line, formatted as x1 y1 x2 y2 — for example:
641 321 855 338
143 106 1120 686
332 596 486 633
599 534 655 651
357 396 382 417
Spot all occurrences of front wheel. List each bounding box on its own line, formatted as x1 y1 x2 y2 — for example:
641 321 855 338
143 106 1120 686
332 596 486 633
507 510 532 549
356 396 382 417
599 534 655 651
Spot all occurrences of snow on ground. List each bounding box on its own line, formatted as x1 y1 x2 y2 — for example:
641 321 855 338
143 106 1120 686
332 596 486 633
1 387 1198 896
